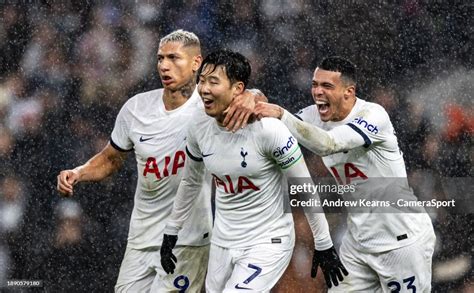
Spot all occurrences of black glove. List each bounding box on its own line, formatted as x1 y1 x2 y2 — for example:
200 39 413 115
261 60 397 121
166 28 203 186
160 234 178 274
311 246 348 288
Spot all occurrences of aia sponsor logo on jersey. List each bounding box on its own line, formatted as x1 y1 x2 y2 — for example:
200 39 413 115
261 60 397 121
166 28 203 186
143 151 185 179
352 117 379 134
331 163 368 184
273 136 296 158
212 174 259 194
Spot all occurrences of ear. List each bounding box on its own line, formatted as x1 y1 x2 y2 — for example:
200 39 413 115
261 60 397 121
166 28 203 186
192 55 203 72
344 84 356 99
232 81 245 96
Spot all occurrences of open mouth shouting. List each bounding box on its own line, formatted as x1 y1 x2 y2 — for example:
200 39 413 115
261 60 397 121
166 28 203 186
202 97 214 109
316 100 330 115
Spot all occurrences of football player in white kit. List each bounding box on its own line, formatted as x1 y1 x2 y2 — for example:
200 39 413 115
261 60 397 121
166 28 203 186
255 56 436 292
56 30 260 292
160 50 348 292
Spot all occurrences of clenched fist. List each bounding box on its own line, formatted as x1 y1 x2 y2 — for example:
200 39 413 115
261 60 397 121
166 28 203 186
57 169 80 196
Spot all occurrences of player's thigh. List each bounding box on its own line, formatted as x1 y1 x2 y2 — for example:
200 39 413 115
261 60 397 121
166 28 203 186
206 244 234 293
329 239 382 293
224 244 293 293
115 246 156 293
373 231 436 293
153 245 210 293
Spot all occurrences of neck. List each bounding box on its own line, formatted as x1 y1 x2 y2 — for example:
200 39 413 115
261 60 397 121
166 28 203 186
163 79 196 110
216 116 225 127
338 96 357 121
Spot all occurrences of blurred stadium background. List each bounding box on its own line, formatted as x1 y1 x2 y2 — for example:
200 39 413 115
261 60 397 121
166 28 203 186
0 1 472 292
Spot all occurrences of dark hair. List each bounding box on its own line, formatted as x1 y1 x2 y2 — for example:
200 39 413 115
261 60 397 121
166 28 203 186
319 56 357 85
199 49 251 87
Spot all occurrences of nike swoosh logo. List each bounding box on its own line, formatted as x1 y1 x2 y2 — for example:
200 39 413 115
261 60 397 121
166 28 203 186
139 136 153 142
201 153 214 157
235 284 252 290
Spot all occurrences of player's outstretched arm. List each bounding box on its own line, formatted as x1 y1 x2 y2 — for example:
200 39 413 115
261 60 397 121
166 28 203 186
223 88 268 132
56 143 127 196
256 102 364 156
254 101 284 120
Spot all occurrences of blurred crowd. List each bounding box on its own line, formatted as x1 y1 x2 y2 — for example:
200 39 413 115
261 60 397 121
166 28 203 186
0 1 472 292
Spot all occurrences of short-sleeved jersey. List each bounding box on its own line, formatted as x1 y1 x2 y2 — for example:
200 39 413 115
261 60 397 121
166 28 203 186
295 98 433 253
111 88 212 249
186 116 301 250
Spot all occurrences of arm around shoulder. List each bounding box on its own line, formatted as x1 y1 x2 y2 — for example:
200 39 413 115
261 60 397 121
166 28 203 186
281 110 366 156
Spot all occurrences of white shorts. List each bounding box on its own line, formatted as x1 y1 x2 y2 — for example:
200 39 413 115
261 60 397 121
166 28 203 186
206 241 293 293
330 229 436 293
115 244 209 293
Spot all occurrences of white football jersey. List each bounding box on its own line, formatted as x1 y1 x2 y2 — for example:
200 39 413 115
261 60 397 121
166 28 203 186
111 88 212 249
293 98 433 253
186 116 301 250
